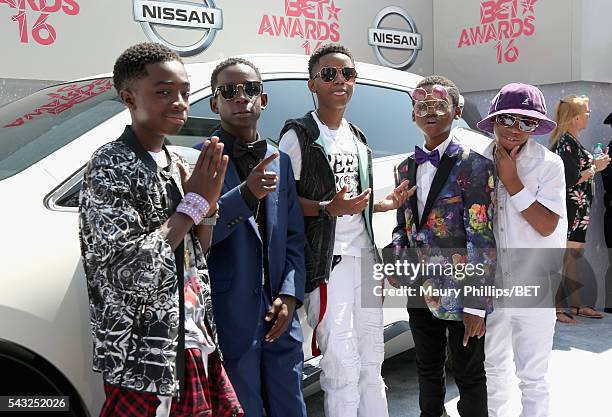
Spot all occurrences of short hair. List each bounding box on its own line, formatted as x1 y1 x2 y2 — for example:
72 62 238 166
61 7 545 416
113 42 182 94
210 57 262 91
415 75 460 107
308 43 354 79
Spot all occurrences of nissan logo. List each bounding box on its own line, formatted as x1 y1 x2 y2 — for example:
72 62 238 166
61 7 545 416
133 0 223 57
368 6 422 70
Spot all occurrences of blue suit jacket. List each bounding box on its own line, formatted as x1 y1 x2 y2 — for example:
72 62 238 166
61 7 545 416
207 142 306 360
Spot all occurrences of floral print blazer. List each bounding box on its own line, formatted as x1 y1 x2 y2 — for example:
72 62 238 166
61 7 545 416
391 138 497 321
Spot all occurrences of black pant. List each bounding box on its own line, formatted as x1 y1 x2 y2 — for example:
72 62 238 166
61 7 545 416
408 308 488 417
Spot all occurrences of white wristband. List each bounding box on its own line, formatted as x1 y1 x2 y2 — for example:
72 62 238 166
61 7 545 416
463 308 486 317
509 186 536 212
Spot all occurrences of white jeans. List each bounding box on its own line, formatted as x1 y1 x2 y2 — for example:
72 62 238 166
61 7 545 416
304 255 388 417
484 307 556 417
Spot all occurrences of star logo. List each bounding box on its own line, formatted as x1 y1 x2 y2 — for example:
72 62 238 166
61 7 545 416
0 0 18 8
521 0 538 15
327 0 341 21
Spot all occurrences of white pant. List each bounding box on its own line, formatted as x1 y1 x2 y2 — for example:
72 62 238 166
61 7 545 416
484 308 556 417
304 255 388 417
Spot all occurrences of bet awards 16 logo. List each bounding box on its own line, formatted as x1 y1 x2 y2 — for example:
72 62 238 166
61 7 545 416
1 0 80 46
258 0 341 55
457 0 537 64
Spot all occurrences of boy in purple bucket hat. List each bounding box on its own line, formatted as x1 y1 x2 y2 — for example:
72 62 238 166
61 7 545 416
477 83 568 417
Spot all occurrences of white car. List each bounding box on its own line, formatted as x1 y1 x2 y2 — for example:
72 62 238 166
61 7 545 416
0 53 478 415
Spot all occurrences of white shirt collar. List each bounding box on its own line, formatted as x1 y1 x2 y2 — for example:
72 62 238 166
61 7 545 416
422 135 452 157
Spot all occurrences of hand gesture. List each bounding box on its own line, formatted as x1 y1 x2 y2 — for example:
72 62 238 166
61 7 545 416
376 180 416 213
594 148 611 172
327 186 371 216
463 312 485 347
181 136 228 215
264 295 297 342
247 152 279 200
580 168 595 183
495 144 520 188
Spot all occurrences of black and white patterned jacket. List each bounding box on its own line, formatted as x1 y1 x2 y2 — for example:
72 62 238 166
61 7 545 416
78 126 218 396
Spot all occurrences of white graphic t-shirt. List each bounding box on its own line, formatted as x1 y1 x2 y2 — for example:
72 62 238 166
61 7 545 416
279 111 371 257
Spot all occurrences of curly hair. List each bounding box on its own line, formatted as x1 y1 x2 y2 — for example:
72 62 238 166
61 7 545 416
113 42 182 94
415 75 460 107
210 57 262 91
308 43 354 79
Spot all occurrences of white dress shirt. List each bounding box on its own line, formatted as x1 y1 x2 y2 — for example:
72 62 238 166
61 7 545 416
416 136 452 219
482 139 567 309
482 138 567 249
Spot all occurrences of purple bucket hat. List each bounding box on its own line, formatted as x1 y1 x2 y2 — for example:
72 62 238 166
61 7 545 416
477 83 557 135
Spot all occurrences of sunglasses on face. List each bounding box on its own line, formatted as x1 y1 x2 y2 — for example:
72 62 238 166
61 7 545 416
495 114 540 132
414 100 451 117
312 66 358 83
412 85 450 102
214 81 263 100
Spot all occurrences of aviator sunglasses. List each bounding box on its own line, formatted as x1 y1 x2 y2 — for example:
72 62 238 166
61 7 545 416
412 85 452 117
214 81 263 100
311 66 358 83
495 114 540 133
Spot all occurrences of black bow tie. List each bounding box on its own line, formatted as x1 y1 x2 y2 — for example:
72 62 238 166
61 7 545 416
233 139 267 159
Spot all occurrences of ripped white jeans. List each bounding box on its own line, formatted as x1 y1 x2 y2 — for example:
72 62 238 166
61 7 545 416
305 255 388 417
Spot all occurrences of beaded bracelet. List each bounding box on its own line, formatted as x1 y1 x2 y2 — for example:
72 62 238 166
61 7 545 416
176 192 211 224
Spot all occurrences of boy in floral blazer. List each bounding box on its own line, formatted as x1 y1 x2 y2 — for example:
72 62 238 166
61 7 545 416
391 75 496 417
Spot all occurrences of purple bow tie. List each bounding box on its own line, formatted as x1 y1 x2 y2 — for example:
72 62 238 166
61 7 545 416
415 146 440 167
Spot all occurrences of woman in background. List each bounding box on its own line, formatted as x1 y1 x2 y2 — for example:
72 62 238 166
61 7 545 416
550 95 610 323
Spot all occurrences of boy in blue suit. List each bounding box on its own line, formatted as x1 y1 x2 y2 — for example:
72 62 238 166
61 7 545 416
201 57 307 417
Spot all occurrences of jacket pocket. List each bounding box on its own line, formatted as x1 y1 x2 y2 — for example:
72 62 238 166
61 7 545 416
438 195 461 205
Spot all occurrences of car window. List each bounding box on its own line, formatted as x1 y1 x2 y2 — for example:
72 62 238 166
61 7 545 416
189 79 315 142
345 84 419 158
56 79 314 208
0 78 124 181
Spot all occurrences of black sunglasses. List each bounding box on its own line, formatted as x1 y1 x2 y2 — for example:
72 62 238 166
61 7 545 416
214 81 263 100
312 66 357 83
495 114 539 133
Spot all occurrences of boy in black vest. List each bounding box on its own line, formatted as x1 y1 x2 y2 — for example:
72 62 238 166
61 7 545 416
279 43 414 417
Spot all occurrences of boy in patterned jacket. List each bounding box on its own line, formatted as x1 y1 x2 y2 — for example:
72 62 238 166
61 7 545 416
391 75 496 417
79 42 242 417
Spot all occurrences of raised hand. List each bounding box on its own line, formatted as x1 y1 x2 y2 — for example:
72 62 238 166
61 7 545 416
375 180 416 213
594 149 611 172
247 152 279 200
327 185 371 216
182 136 229 215
494 144 520 190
